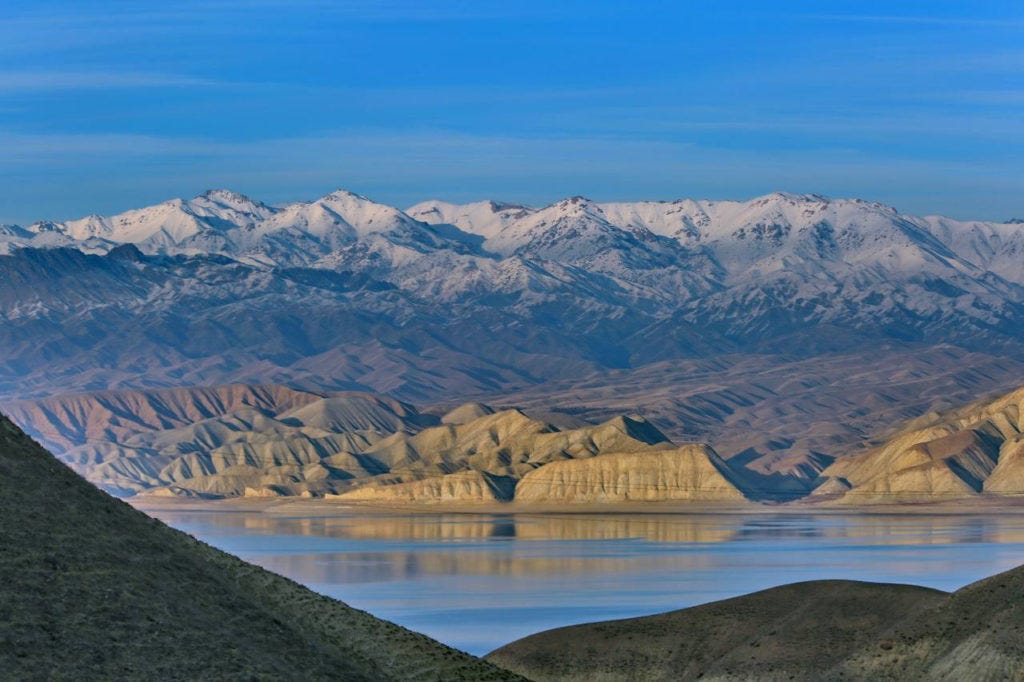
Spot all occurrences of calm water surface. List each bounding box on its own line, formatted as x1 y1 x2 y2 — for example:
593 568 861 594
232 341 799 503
146 510 1024 656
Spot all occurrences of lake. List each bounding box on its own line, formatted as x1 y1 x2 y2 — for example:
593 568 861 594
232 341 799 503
144 509 1024 656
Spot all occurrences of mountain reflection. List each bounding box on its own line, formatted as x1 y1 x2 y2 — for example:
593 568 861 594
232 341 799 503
152 508 1024 547
250 550 721 583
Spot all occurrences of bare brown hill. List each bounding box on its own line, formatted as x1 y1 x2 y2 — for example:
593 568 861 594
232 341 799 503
331 410 680 503
497 345 1024 494
14 372 1024 506
815 384 1024 503
2 384 325 453
7 344 1022 505
3 386 439 497
4 385 718 503
513 446 748 504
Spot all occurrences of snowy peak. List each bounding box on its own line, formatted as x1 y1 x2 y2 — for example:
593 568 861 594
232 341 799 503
227 189 485 270
314 189 421 234
407 199 535 239
195 188 264 207
598 192 957 279
189 189 275 225
51 192 275 251
248 188 427 242
60 198 212 247
747 191 834 208
534 196 611 225
6 188 1024 299
404 191 1000 293
548 195 596 210
481 195 691 268
321 188 371 203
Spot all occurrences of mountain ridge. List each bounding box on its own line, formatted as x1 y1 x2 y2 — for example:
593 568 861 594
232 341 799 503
8 188 1024 282
4 189 1024 398
5 188 1024 490
814 382 1024 504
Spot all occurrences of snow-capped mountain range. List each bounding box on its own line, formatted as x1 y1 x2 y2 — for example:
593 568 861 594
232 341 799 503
2 188 1024 406
8 188 1024 288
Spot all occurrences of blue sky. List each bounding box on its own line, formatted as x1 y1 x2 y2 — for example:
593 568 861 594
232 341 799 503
2 0 1022 223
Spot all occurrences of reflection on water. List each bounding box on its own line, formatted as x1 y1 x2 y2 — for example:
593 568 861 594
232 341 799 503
146 509 1024 656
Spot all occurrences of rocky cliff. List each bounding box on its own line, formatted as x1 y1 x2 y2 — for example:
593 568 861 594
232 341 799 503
816 385 1024 503
514 446 748 503
335 470 516 504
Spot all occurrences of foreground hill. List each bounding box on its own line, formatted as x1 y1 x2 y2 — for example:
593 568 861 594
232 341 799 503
488 567 1024 680
0 415 518 680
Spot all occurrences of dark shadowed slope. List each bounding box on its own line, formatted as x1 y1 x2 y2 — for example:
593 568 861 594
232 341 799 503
488 567 1024 681
0 416 519 681
487 581 944 681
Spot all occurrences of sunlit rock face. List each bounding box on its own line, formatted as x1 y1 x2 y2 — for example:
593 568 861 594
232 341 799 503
2 386 677 501
513 446 748 504
817 384 1024 503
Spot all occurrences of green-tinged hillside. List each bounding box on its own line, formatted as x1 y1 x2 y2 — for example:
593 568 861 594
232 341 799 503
488 569 1024 681
0 416 520 681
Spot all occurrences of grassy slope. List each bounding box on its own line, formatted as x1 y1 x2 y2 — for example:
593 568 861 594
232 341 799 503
0 417 520 681
487 581 944 681
844 567 1024 679
488 567 1024 681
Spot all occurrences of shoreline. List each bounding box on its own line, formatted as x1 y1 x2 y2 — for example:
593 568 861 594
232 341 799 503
127 495 1024 516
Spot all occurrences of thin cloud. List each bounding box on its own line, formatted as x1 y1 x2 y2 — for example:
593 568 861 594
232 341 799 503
0 71 217 92
804 13 1024 28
